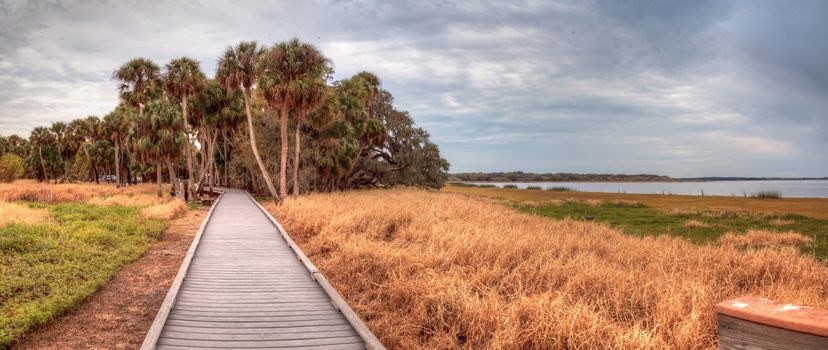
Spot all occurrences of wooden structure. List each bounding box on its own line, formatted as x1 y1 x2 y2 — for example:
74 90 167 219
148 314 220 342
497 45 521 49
141 188 384 349
716 296 828 349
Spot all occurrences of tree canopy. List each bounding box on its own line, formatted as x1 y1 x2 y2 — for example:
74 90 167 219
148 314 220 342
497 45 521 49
2 38 449 196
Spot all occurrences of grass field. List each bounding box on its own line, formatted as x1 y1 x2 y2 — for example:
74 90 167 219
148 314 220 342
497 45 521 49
513 199 828 257
0 182 186 347
446 184 828 258
267 189 828 349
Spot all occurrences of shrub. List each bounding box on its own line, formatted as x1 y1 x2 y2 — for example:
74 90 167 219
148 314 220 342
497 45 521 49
526 186 542 190
502 184 518 189
546 186 572 192
0 154 24 183
752 190 782 199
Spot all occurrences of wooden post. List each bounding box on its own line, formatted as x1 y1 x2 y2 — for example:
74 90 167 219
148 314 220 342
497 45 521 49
716 296 828 349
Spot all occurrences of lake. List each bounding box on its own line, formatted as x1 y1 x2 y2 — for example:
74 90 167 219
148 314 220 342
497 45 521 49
467 180 828 198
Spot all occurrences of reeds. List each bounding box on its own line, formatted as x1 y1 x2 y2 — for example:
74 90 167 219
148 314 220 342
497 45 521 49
266 189 828 349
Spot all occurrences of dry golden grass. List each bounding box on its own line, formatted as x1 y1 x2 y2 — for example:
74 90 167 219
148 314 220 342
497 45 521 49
719 229 814 248
0 180 187 221
669 208 699 216
0 180 155 203
0 201 52 226
445 185 828 219
88 193 169 207
684 220 710 229
267 189 828 349
139 200 188 220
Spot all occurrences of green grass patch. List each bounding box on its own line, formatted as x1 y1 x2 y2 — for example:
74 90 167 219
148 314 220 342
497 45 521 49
526 186 542 190
545 186 573 192
514 201 828 258
502 184 518 189
0 203 167 347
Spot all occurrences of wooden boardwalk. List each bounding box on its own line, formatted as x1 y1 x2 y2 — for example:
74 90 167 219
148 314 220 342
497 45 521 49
141 189 383 350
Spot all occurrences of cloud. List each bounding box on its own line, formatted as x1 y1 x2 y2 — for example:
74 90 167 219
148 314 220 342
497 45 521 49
0 0 825 176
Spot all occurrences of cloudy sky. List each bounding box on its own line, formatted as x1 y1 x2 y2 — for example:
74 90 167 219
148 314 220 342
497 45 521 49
1 0 826 176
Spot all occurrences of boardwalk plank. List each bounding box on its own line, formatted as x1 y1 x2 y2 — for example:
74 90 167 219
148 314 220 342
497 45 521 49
141 189 383 350
157 336 364 348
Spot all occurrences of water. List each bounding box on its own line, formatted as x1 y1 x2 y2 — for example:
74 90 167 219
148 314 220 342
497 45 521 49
468 180 828 198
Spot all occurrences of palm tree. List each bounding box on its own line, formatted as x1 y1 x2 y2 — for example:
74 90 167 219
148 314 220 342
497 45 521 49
163 57 206 194
50 121 73 181
216 41 280 201
134 99 185 197
50 122 67 160
81 116 103 183
114 58 161 118
194 80 245 192
29 127 54 182
103 105 134 188
69 118 94 182
259 38 331 196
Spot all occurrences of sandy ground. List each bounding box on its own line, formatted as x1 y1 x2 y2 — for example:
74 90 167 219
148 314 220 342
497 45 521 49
11 207 208 349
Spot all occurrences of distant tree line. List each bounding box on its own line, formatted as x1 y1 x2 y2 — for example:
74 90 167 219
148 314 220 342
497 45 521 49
451 172 828 182
0 38 449 200
451 172 673 182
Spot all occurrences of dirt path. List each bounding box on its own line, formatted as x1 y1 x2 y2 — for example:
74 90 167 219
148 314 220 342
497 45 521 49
11 207 208 350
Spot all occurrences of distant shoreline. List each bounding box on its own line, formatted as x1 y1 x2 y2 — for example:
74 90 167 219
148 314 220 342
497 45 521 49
453 178 828 183
450 172 828 183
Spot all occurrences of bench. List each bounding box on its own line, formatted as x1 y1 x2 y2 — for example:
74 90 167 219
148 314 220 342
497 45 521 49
716 296 828 349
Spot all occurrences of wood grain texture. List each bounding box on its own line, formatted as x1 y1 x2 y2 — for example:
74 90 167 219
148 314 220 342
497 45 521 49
716 296 828 338
141 189 383 349
718 314 828 350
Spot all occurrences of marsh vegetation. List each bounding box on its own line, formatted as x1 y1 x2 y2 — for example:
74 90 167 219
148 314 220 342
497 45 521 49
267 188 828 349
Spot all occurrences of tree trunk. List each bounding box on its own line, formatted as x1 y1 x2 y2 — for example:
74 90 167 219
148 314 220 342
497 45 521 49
243 89 280 202
92 163 99 184
181 95 196 195
114 141 121 188
155 163 162 198
292 120 302 196
222 130 229 187
166 158 177 195
82 144 96 183
196 128 208 191
279 100 290 197
208 131 218 193
38 146 48 182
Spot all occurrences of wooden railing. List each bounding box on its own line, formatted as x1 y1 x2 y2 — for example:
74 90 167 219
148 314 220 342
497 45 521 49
716 296 828 349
